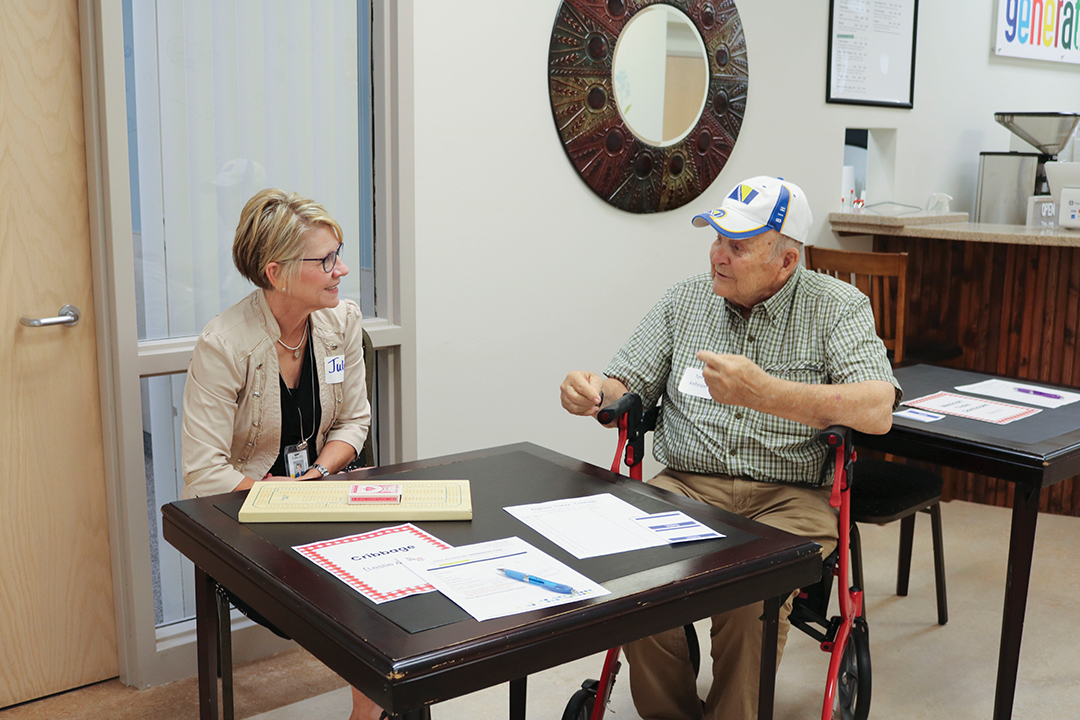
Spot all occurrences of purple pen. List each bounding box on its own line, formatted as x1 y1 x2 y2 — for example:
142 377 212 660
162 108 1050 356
1016 387 1062 400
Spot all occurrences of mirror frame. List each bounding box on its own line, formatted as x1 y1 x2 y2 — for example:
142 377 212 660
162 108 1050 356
549 0 748 214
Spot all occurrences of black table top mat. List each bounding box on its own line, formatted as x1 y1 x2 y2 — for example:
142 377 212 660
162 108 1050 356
895 364 1080 446
217 450 756 635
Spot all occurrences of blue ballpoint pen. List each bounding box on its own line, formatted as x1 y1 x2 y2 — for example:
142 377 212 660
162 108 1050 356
497 568 574 594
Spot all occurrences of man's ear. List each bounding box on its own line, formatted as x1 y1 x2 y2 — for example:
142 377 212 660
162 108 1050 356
780 247 800 275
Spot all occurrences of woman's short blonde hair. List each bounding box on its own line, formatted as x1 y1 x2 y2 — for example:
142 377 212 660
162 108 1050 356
232 188 343 290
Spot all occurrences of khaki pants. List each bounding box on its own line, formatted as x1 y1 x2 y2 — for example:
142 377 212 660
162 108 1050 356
623 469 839 720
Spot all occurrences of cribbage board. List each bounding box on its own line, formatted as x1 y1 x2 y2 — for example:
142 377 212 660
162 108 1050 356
238 480 472 522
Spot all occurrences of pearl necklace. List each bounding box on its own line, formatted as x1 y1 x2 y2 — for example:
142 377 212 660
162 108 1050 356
277 320 308 359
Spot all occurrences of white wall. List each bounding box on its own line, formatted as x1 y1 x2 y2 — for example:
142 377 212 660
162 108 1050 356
411 0 1080 470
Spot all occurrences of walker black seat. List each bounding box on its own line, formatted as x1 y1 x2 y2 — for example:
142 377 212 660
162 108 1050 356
847 458 948 626
850 459 942 524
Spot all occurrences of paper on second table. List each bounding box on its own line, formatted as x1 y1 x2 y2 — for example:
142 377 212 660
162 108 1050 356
954 378 1080 409
903 392 1040 425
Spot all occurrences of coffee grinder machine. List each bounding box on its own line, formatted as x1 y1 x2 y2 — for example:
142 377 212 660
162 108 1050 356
974 112 1080 224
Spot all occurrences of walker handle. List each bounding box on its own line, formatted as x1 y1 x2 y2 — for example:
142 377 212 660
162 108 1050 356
597 393 641 426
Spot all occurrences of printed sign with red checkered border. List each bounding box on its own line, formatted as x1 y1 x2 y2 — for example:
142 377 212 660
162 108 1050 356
293 524 452 603
903 392 1041 425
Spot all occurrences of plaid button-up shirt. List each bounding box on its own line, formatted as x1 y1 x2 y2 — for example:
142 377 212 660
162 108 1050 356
605 264 901 486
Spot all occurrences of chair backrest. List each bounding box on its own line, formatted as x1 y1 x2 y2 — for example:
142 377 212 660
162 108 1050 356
359 326 376 468
804 246 909 365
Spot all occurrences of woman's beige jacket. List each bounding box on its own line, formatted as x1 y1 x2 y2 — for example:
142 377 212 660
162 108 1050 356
181 290 370 498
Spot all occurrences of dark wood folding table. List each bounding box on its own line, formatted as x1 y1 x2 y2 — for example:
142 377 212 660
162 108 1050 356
853 364 1080 720
163 442 821 720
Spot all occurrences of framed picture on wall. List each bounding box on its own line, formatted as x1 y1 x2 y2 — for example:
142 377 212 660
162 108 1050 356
826 0 918 108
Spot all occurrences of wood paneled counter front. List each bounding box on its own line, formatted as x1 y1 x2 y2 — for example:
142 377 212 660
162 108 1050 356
829 212 1080 516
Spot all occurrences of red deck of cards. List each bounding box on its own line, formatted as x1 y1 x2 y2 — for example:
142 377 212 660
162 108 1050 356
348 483 403 504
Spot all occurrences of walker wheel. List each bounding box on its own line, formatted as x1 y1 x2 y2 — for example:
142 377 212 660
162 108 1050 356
832 619 871 720
561 683 596 720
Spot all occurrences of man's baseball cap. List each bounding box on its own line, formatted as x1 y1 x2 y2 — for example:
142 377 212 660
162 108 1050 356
692 176 813 245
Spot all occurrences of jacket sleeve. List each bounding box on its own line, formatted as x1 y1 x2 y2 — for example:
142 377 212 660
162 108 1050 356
181 331 249 497
324 301 371 457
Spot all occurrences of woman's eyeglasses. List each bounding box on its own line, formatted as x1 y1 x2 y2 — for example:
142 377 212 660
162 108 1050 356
302 243 343 273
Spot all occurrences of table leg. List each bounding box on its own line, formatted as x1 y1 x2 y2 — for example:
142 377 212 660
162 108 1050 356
509 677 527 720
217 585 234 720
757 595 781 720
194 566 220 720
993 484 1041 720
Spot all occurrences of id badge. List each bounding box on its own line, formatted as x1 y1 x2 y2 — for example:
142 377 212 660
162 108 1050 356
284 443 310 478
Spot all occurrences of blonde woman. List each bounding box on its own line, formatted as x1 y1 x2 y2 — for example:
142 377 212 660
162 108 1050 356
181 188 380 720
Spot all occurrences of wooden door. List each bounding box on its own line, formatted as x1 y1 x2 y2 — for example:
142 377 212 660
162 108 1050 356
0 1 118 706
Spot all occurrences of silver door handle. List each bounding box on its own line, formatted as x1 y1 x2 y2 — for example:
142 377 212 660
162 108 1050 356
20 304 80 327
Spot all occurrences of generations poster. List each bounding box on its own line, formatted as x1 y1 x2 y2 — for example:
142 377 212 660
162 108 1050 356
995 0 1080 65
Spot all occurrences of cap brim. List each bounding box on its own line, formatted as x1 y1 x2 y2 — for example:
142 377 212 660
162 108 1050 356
692 207 770 239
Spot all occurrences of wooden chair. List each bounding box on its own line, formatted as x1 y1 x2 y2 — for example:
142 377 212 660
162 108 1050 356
356 326 377 468
805 246 948 625
804 246 909 364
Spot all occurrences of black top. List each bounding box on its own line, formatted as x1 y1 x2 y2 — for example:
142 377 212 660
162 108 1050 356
854 364 1080 488
269 327 321 477
163 442 821 713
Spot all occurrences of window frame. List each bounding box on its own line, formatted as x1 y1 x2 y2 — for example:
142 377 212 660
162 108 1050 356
80 0 416 687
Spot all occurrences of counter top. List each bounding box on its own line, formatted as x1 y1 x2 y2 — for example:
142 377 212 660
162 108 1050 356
828 211 970 227
828 211 1080 247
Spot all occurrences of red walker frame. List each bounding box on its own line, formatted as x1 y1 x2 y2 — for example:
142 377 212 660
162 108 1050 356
562 394 869 720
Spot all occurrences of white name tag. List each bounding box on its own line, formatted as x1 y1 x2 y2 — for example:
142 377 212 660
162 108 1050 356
325 355 344 384
678 366 713 400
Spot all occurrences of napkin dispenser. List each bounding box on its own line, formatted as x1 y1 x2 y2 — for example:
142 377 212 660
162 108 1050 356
1060 187 1080 229
1046 162 1080 229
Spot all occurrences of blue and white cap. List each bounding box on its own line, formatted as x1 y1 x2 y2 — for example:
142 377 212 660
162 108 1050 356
692 176 813 245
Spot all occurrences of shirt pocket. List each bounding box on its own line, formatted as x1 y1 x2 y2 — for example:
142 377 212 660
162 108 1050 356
753 360 827 442
760 360 827 385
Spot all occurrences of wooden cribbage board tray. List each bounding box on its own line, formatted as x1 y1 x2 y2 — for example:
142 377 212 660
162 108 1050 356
237 480 472 522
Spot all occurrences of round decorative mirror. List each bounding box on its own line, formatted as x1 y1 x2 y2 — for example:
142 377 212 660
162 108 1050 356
548 0 748 214
613 4 708 147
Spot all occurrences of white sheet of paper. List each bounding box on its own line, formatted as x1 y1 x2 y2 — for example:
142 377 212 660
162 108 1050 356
504 493 667 559
398 536 609 622
678 366 713 400
903 392 1041 425
954 378 1080 409
292 524 449 603
632 511 724 544
893 407 945 422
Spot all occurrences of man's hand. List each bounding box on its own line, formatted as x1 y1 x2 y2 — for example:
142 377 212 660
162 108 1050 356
695 351 772 407
560 371 606 417
695 350 896 433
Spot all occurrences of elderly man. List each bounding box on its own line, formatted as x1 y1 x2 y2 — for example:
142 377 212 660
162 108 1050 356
560 176 901 720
